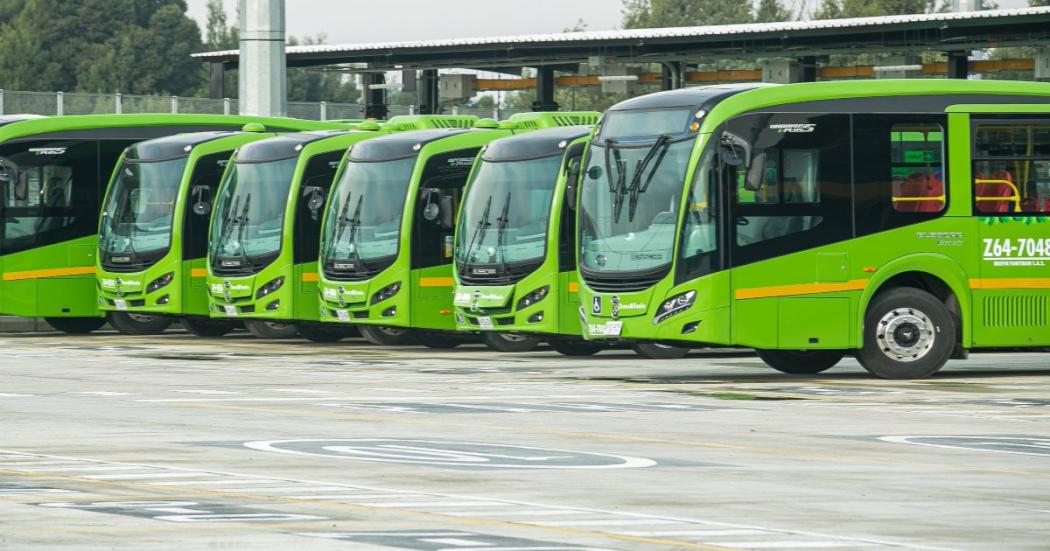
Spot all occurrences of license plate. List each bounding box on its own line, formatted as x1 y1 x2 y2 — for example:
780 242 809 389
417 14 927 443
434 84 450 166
589 321 622 337
477 316 493 330
336 309 350 322
223 305 238 317
113 299 128 311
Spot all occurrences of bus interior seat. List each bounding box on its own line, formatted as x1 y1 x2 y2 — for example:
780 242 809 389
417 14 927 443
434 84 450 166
975 170 1015 213
897 172 943 213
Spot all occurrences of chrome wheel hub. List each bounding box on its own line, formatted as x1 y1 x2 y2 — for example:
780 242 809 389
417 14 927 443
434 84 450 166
876 308 935 362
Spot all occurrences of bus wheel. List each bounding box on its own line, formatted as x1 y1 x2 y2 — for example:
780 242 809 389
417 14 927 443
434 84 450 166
857 288 955 379
107 312 172 335
44 317 107 334
179 317 235 338
244 320 299 339
358 325 414 346
415 331 462 349
483 332 542 352
548 338 603 356
755 349 844 374
298 323 354 343
632 343 689 359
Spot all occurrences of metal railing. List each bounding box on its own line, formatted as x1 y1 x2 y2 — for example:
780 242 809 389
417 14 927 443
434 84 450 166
0 89 522 121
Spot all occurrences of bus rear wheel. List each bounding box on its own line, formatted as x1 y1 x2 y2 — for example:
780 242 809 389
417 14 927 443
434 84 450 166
632 342 690 359
483 332 542 352
548 338 603 356
107 312 172 335
44 316 107 334
857 288 955 379
179 317 235 338
359 325 414 346
755 349 845 374
298 323 356 343
244 320 299 339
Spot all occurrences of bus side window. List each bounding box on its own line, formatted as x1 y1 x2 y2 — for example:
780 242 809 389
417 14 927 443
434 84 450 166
972 119 1050 214
294 151 344 264
412 147 481 269
726 113 852 268
183 152 230 260
853 115 948 237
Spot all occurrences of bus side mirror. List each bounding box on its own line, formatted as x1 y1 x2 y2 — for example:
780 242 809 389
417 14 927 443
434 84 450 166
302 185 325 211
564 143 586 211
744 153 766 192
191 184 211 216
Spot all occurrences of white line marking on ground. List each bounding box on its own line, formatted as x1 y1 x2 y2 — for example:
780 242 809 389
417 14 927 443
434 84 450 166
18 466 155 473
533 519 681 527
356 501 505 508
0 393 32 397
717 542 865 549
168 389 239 395
447 510 586 517
616 529 771 537
72 392 131 396
84 472 206 480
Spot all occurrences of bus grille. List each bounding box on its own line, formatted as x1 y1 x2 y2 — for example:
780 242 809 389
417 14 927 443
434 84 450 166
982 295 1048 328
581 274 664 293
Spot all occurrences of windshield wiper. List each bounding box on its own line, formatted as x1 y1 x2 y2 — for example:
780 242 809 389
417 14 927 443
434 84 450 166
462 194 493 266
343 193 366 274
231 193 255 272
627 134 671 223
494 191 512 274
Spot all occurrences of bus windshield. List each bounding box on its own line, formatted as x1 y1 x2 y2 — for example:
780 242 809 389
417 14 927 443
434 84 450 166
578 108 697 275
209 158 297 271
455 155 561 271
99 158 187 265
320 157 415 276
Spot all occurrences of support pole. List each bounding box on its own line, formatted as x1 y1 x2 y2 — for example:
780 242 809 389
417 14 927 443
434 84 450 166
56 91 64 116
660 62 682 90
210 63 226 99
800 56 818 83
115 93 122 114
238 0 287 117
947 51 969 79
364 73 389 120
532 66 559 112
418 69 440 115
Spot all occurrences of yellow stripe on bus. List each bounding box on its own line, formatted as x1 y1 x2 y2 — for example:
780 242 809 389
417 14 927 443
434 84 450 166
190 268 208 278
2 265 96 281
970 278 1050 290
419 277 455 287
301 272 319 282
735 279 868 300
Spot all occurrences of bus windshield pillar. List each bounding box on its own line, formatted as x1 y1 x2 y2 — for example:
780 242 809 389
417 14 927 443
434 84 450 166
532 66 559 112
364 72 389 120
947 51 969 79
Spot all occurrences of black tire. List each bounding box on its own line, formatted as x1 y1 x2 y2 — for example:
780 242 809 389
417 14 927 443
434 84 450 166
755 349 845 374
358 325 415 346
631 342 690 359
482 332 543 352
415 331 462 349
244 319 299 339
548 338 603 356
44 316 107 334
179 317 235 338
857 287 956 379
106 311 172 335
297 322 356 343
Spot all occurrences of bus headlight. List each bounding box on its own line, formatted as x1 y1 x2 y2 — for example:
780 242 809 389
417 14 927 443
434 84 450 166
653 290 696 325
516 285 549 310
255 276 285 299
146 272 174 293
371 281 401 305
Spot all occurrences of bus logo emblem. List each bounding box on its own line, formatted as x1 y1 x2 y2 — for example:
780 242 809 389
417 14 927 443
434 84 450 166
115 278 124 298
611 295 621 319
592 296 601 314
337 286 346 308
471 290 481 312
223 281 232 302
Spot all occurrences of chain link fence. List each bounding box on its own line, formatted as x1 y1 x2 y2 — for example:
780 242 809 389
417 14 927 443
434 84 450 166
0 89 525 121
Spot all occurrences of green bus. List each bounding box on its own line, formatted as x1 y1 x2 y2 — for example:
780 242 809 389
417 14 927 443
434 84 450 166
0 114 329 334
206 116 473 341
95 125 343 336
575 80 1050 378
450 123 694 357
316 112 596 347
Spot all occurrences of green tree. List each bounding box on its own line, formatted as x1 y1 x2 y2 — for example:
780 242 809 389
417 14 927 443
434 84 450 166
815 0 941 19
1030 0 1050 6
755 0 792 22
0 0 204 95
621 0 753 28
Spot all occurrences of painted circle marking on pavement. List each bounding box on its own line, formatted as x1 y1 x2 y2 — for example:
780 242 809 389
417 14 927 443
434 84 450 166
243 439 656 469
879 435 1050 457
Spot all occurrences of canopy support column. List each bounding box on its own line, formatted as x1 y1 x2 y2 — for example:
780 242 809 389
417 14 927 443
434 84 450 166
532 67 559 112
364 73 389 120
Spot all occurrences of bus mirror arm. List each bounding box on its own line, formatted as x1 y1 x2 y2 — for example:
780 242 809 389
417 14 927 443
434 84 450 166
191 184 211 216
302 185 325 211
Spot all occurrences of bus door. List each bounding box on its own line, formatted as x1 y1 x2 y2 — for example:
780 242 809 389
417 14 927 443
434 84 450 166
969 114 1050 347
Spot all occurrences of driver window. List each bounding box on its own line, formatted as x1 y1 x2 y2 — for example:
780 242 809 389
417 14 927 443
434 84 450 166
294 150 344 264
183 152 230 260
726 113 852 268
412 147 480 269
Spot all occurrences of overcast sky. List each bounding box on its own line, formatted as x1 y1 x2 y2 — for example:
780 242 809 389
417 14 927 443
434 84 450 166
186 0 626 46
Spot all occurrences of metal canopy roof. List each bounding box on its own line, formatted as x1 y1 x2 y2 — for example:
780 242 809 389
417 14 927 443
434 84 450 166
193 7 1050 70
